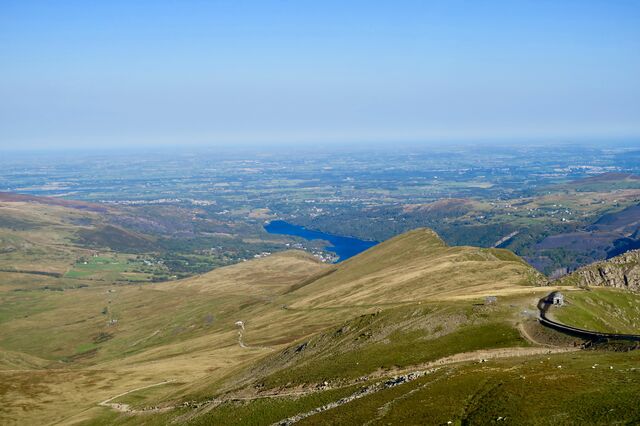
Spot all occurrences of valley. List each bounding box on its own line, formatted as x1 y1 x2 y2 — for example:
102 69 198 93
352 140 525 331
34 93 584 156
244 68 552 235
5 144 640 277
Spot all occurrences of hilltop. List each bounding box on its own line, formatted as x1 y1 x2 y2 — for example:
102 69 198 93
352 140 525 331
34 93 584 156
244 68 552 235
286 228 546 308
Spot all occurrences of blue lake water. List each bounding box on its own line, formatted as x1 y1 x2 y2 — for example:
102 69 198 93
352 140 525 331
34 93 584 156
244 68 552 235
264 220 378 262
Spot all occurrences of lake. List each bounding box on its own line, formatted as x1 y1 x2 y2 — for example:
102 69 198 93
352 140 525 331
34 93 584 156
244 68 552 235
264 220 378 262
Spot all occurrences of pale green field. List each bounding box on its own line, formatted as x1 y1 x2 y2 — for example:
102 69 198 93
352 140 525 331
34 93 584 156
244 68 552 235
550 288 640 334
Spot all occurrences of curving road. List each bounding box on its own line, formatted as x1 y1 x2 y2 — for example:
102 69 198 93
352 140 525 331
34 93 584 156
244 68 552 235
537 292 640 342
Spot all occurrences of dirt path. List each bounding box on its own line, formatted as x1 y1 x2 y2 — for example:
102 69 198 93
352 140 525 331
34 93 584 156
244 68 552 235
238 331 248 348
130 329 160 347
234 320 274 351
355 345 577 385
517 321 582 348
271 369 441 426
518 322 543 345
98 380 175 413
493 231 519 248
236 320 249 348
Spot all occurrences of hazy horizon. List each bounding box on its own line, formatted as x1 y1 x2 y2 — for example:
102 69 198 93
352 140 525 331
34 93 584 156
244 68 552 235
3 137 640 155
2 0 639 150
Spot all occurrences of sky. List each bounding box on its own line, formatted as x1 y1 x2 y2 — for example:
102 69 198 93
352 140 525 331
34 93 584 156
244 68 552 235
1 0 639 150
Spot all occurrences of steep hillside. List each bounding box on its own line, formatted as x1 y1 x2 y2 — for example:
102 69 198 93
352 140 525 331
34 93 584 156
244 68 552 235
287 228 546 308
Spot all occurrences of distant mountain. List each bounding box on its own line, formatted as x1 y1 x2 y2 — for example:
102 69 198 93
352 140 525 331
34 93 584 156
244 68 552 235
0 191 108 212
534 201 640 273
563 172 640 192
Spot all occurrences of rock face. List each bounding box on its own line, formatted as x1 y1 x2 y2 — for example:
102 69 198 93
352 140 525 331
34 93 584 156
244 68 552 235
560 250 640 291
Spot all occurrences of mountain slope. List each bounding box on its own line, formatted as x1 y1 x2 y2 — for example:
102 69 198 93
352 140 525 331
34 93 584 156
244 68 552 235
0 250 329 425
287 228 546 308
162 250 328 296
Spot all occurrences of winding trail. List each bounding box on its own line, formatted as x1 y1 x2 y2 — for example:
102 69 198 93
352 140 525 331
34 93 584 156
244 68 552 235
516 321 575 349
271 369 439 426
98 380 176 413
235 320 274 351
236 320 249 348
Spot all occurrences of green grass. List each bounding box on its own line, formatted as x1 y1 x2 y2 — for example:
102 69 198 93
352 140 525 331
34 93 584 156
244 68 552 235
2 221 639 425
551 289 640 334
0 285 225 361
64 255 154 281
0 289 108 360
81 386 360 426
257 303 529 389
75 342 98 354
263 322 527 388
78 408 190 426
299 351 640 425
0 291 58 324
188 386 361 426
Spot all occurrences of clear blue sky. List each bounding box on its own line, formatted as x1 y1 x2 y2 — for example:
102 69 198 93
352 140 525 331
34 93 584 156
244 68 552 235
1 0 639 149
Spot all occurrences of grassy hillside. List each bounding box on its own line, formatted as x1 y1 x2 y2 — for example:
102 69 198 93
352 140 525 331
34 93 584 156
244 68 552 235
2 222 639 425
238 301 531 390
549 288 640 334
0 194 296 287
0 199 167 285
78 341 640 426
0 250 332 425
287 228 546 308
292 351 640 426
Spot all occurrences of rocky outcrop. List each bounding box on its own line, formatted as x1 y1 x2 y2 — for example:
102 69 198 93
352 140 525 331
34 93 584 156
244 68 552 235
559 250 640 291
